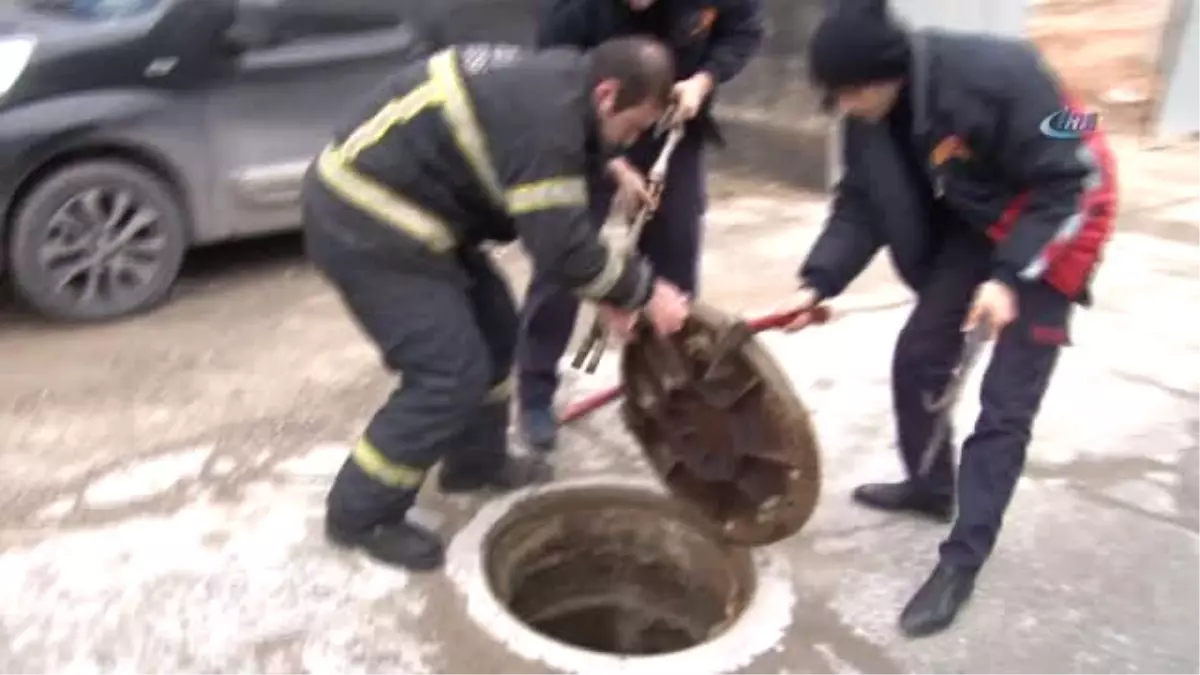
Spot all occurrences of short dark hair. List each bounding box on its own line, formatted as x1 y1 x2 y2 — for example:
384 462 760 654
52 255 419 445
588 36 675 112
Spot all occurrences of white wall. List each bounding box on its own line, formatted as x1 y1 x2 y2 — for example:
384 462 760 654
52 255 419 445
1154 0 1199 138
888 0 1028 36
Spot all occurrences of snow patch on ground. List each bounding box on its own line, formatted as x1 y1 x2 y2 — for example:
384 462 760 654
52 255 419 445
0 447 437 673
83 445 213 507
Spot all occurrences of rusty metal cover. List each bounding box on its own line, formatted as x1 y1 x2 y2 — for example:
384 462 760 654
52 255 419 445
619 301 822 546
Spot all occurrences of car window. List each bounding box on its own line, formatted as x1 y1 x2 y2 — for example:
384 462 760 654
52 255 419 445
227 0 443 52
18 0 161 20
266 0 407 41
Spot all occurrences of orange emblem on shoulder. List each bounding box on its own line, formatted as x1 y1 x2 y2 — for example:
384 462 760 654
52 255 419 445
690 7 718 36
930 135 972 167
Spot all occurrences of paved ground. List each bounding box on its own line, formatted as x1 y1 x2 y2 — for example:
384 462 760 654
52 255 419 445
0 140 1197 672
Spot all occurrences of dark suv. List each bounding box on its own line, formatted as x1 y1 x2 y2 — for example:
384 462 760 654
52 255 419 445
0 0 442 322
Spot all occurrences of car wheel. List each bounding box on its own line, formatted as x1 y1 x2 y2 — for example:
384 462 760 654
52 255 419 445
8 160 189 323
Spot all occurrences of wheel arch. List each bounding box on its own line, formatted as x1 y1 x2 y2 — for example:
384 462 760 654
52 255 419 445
3 140 195 263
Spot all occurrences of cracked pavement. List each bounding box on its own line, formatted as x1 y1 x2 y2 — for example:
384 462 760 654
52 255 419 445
0 172 1197 672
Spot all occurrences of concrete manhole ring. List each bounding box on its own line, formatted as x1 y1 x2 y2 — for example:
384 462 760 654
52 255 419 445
446 476 796 674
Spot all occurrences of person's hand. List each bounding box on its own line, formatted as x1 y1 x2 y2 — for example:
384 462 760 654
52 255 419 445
598 304 638 340
643 279 691 336
775 285 824 332
607 158 654 219
963 280 1018 338
670 72 714 124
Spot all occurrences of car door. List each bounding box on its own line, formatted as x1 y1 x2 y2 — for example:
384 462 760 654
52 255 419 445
204 0 434 239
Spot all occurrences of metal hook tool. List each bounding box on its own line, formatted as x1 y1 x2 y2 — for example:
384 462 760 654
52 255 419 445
571 122 687 374
916 317 994 477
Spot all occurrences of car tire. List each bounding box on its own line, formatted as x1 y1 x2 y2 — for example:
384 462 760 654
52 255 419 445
8 160 189 323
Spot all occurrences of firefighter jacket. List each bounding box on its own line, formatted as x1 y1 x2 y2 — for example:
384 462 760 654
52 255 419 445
311 44 654 310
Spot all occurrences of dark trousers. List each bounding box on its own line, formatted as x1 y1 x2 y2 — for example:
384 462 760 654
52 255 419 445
304 205 518 533
516 133 707 410
893 227 1071 569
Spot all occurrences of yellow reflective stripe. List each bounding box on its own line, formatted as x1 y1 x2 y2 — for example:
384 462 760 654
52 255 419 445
352 438 426 489
315 145 457 252
427 49 505 205
506 177 587 215
485 375 514 403
578 240 626 299
340 81 441 160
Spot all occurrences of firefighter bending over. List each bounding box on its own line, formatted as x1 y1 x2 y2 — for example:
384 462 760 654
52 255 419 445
302 37 692 571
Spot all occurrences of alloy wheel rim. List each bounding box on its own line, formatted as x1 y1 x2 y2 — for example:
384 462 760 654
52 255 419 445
36 186 168 311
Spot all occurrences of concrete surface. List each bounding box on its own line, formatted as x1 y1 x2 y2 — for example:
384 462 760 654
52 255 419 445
1 171 1197 672
1109 136 1200 244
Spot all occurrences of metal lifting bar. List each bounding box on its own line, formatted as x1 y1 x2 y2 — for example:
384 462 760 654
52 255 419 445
571 119 687 375
559 305 832 425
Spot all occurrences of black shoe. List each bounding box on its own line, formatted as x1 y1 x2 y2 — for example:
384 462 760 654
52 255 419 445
438 453 554 494
899 562 978 637
520 407 558 452
852 481 954 522
325 518 445 571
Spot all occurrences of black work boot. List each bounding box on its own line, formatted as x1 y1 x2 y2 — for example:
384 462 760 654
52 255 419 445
520 406 558 452
325 517 445 571
439 453 554 494
899 562 978 637
852 481 954 522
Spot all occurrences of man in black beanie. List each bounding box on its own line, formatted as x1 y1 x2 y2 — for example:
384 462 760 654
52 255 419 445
778 0 1118 637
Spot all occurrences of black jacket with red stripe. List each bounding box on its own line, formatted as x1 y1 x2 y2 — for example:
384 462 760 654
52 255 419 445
800 29 1118 305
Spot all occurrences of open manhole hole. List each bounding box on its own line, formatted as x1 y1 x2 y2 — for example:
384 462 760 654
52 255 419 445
484 485 755 656
447 479 794 673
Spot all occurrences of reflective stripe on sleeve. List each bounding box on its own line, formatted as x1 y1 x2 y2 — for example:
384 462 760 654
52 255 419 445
505 177 587 215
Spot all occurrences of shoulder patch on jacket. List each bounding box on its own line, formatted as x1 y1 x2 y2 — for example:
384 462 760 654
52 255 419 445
930 134 972 167
459 44 526 75
689 7 718 37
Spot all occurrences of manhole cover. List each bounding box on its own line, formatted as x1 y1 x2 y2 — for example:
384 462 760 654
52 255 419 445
620 301 822 545
447 479 795 673
485 485 753 656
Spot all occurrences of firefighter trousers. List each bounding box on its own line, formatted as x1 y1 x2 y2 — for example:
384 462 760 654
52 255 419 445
304 203 518 534
892 226 1072 569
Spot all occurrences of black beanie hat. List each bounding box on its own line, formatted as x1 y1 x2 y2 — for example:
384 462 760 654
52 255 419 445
808 1 911 90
